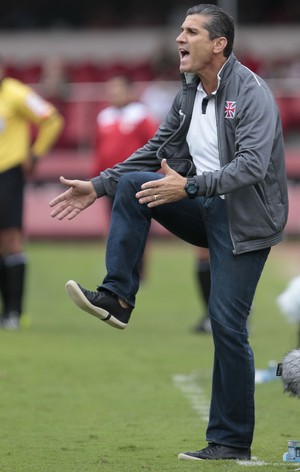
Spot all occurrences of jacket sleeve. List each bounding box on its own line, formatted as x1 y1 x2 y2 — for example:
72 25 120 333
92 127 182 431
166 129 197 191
15 83 64 158
31 112 64 157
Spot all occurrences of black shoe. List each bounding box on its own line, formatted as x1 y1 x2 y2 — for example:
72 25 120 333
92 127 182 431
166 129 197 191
65 280 133 329
178 443 251 461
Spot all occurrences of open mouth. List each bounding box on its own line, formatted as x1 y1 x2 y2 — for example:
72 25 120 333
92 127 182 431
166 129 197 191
179 49 190 59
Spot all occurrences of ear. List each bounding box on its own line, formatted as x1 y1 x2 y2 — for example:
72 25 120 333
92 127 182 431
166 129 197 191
213 37 227 55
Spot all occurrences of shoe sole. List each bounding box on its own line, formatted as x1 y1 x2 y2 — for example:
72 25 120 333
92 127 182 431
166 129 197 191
65 280 127 329
178 453 203 461
178 452 250 461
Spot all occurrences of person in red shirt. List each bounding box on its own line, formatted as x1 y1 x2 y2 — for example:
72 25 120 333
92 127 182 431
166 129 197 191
92 75 158 175
92 75 158 280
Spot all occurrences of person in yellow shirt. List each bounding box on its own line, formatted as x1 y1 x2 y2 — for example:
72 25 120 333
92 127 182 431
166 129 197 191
0 58 64 330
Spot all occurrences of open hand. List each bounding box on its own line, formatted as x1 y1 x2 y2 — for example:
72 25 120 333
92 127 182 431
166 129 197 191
49 176 97 220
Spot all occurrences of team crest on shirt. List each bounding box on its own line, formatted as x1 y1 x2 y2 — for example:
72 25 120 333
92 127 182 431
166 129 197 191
224 101 237 119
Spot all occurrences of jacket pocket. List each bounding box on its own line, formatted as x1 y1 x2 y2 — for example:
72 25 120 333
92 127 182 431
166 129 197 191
165 157 196 176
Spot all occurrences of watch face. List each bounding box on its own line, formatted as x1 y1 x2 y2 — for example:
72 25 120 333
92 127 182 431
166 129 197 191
187 183 197 194
185 179 198 198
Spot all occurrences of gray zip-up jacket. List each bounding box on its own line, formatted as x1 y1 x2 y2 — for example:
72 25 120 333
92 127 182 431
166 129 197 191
91 54 288 255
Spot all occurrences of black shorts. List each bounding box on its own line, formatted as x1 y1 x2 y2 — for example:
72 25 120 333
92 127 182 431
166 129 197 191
0 165 24 230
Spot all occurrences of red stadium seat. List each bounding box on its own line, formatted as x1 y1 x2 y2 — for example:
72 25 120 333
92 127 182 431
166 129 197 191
289 96 300 130
20 63 42 84
275 96 292 133
57 100 89 147
67 62 99 83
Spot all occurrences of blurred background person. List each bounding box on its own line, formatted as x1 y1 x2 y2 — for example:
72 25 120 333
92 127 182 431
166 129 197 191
39 56 71 107
0 58 64 330
192 247 211 334
140 42 180 123
92 75 158 175
91 74 159 280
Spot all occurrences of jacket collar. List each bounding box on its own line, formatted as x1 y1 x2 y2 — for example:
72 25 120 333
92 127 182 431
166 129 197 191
181 53 237 89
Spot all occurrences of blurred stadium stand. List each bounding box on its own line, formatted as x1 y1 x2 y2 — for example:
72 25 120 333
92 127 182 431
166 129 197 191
1 0 300 29
15 56 299 239
1 3 299 239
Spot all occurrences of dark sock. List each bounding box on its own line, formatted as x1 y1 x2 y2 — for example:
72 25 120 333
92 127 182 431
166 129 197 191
196 259 211 320
3 253 27 317
0 256 8 315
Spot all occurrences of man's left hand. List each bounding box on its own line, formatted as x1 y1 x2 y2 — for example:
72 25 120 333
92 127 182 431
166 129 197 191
136 159 187 207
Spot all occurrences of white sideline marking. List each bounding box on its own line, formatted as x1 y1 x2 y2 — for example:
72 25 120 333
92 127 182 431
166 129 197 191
238 460 292 467
173 371 210 422
237 459 267 466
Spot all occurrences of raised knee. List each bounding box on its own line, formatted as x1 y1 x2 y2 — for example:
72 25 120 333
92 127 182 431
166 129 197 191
118 172 157 193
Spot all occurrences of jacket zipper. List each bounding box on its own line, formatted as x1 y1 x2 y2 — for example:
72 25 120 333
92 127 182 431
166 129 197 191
215 94 237 254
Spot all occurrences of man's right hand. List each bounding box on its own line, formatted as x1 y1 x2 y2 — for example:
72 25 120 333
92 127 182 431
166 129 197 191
49 176 97 220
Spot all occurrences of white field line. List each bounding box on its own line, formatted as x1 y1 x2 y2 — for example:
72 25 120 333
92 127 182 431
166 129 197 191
238 460 296 467
172 371 210 422
237 459 268 466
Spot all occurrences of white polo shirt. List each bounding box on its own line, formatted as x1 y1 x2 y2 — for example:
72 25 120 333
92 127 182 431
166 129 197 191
186 79 220 175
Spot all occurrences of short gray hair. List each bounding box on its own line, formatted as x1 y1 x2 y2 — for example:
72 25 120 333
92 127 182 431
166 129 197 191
186 4 234 58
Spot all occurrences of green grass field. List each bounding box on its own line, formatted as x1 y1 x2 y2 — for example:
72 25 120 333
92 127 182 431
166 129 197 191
1 237 300 472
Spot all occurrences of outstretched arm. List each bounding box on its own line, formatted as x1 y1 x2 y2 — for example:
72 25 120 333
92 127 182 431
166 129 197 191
49 176 97 220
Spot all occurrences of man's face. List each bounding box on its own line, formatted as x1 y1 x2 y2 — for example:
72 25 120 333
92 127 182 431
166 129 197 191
176 14 216 74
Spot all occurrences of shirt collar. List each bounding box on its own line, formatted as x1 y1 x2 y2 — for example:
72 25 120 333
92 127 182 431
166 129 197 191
197 57 229 95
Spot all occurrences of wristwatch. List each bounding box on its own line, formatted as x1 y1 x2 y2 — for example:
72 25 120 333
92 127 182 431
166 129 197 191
184 177 199 199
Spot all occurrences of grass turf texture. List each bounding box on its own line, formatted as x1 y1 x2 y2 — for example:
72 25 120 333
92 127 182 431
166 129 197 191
0 238 300 472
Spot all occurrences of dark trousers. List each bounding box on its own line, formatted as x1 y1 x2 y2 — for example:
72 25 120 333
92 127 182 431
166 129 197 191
100 172 270 448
